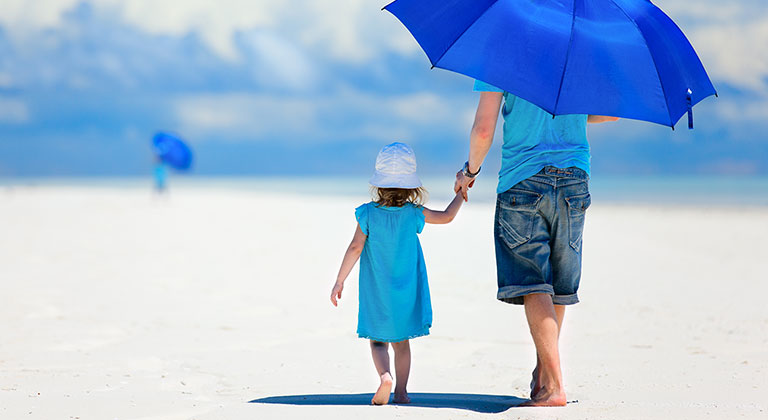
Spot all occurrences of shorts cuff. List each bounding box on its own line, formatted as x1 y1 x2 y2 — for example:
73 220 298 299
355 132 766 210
552 293 579 305
497 284 554 305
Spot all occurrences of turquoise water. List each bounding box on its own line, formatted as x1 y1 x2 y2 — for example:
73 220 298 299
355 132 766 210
2 175 768 207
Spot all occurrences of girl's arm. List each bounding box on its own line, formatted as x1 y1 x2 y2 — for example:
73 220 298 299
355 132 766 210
423 192 464 224
330 225 367 306
455 91 503 201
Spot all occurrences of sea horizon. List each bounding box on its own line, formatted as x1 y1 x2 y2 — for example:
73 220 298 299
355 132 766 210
2 174 768 207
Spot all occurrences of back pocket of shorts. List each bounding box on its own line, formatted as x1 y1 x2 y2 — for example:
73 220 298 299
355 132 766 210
565 193 591 252
496 189 541 249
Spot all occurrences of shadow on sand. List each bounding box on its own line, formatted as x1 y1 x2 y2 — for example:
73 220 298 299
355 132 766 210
249 392 527 413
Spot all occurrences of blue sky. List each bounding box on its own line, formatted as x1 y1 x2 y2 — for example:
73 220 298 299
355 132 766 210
0 0 766 177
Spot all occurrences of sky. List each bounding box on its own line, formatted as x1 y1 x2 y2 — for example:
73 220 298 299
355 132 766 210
0 0 766 177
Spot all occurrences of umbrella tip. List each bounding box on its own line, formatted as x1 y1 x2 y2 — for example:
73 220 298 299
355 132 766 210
686 90 694 130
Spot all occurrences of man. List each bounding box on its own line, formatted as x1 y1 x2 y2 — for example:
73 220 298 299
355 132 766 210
454 80 618 406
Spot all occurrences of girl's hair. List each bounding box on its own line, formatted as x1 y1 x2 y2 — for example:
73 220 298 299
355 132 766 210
372 186 428 207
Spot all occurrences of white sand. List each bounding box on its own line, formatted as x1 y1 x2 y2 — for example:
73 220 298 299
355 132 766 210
1 185 766 420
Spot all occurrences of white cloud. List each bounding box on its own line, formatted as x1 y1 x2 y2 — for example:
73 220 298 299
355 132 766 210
690 17 768 93
116 0 277 61
334 88 475 140
174 90 474 142
174 93 318 139
237 31 315 90
390 93 452 123
658 0 767 21
0 72 14 88
6 0 763 93
655 0 768 93
0 98 30 123
289 0 419 64
658 0 756 24
0 0 83 29
718 96 768 123
0 0 418 63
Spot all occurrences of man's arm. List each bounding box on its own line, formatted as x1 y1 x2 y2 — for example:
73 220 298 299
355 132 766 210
588 115 620 123
454 91 503 201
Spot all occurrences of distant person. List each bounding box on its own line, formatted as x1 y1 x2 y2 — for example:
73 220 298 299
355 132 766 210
330 142 463 405
151 132 193 194
153 157 168 194
454 81 618 406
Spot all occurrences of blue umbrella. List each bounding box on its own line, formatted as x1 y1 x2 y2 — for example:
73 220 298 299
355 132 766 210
152 132 193 170
384 0 716 128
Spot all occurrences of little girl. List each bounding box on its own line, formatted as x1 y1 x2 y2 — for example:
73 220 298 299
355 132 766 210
330 142 463 405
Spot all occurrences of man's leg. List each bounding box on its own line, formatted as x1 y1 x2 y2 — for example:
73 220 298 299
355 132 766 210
520 294 567 407
531 304 565 396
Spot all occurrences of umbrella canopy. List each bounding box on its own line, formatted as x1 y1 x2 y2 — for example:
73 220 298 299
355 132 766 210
384 0 716 128
152 132 193 170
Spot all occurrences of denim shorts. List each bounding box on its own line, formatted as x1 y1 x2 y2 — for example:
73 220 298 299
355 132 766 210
494 166 591 305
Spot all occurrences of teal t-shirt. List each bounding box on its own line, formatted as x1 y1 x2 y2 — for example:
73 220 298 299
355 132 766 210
474 80 590 193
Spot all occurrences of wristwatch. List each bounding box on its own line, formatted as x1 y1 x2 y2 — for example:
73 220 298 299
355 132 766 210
462 161 481 178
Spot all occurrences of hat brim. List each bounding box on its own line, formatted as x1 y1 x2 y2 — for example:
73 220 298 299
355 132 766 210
369 172 422 189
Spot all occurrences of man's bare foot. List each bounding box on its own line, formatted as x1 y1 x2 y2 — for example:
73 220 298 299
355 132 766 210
371 373 393 405
392 390 410 404
519 386 567 407
530 366 540 398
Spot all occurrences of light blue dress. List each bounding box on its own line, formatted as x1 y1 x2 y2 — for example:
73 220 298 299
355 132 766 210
355 202 432 342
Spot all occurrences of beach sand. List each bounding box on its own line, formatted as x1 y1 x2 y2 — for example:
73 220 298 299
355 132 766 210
1 185 766 419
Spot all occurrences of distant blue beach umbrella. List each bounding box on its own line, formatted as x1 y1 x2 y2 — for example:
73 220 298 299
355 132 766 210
152 132 193 170
384 0 717 128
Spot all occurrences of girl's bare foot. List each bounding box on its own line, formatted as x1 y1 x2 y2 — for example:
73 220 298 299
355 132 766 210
371 372 393 405
392 390 410 404
520 386 567 407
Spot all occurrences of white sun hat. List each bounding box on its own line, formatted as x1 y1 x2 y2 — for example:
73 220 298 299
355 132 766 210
369 142 422 189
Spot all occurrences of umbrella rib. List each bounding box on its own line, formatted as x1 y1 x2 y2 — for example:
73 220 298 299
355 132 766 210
607 0 673 127
431 0 503 68
552 0 579 115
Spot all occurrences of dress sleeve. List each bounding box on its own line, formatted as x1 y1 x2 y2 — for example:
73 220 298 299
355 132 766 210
354 203 369 235
414 204 426 234
473 79 504 93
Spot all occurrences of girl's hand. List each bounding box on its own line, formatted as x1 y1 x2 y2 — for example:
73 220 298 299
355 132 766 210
330 281 344 306
454 170 475 202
